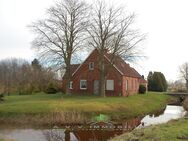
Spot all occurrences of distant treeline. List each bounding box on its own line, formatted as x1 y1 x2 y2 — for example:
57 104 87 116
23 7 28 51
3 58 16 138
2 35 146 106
0 58 60 95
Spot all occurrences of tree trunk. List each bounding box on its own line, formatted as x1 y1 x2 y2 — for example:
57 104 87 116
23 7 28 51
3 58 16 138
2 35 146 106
65 57 72 95
99 56 106 97
65 69 71 95
65 79 71 95
99 72 106 97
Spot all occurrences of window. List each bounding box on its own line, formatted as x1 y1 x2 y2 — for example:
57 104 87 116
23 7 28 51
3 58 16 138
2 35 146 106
80 80 87 89
126 80 128 91
89 62 94 70
69 81 73 89
106 80 114 90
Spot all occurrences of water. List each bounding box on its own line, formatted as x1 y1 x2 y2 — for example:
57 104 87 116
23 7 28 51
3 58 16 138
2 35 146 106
0 129 78 141
0 129 49 141
0 105 186 141
137 105 187 128
0 128 124 141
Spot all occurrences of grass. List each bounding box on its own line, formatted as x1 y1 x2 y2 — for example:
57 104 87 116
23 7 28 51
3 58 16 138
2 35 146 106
0 92 171 126
110 118 188 141
0 138 15 141
109 95 188 141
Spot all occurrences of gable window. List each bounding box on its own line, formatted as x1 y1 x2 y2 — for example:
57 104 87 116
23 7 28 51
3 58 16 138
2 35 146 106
80 80 87 89
69 81 73 89
106 80 114 90
89 62 94 70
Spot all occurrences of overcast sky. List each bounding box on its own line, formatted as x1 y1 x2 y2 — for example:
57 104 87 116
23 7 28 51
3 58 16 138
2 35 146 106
0 0 188 81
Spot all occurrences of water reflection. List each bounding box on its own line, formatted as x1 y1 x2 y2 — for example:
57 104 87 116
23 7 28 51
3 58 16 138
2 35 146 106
0 118 141 141
43 128 123 141
42 118 141 141
0 105 186 141
137 105 187 128
0 129 46 141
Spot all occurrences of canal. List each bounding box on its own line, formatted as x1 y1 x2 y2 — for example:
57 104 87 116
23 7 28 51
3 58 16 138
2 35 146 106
0 105 187 141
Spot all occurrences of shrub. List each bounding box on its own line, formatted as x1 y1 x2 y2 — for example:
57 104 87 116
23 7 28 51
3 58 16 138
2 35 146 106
0 93 4 101
45 82 58 94
139 85 146 94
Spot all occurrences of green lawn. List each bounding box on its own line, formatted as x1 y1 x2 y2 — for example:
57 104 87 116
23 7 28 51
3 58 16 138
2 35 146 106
0 92 170 116
110 118 188 141
0 92 171 126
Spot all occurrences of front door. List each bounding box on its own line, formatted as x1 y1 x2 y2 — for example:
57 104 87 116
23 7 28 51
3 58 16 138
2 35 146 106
93 80 99 95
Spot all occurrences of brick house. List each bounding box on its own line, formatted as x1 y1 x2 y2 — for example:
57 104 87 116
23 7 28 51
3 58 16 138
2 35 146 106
62 49 147 96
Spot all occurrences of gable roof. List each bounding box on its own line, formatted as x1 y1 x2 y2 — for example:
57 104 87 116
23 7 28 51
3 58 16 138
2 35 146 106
71 49 143 79
104 53 141 78
70 64 80 75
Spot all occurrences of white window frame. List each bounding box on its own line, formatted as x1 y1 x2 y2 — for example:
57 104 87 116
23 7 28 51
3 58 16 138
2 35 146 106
80 80 87 90
69 81 73 89
89 62 94 70
106 80 114 91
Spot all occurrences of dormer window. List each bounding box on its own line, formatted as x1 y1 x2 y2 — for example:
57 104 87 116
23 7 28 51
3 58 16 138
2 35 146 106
89 62 94 70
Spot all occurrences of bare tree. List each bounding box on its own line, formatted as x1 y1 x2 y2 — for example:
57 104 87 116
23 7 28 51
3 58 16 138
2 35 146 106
0 58 57 95
179 62 188 91
168 79 186 92
29 0 88 95
87 1 145 97
0 58 28 95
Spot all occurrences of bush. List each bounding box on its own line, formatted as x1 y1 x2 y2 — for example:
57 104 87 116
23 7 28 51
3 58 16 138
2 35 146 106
46 87 57 94
0 93 4 101
45 82 58 94
139 85 146 94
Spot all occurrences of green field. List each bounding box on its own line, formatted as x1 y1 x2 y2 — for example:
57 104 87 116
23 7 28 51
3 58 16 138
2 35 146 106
110 118 188 141
0 92 170 126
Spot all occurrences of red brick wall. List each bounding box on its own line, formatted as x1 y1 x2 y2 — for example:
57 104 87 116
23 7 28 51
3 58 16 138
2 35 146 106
62 49 142 96
122 76 140 96
63 50 122 96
